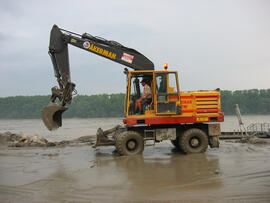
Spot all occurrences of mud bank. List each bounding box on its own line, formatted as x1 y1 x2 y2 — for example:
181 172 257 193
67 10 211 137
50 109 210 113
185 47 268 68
0 132 95 148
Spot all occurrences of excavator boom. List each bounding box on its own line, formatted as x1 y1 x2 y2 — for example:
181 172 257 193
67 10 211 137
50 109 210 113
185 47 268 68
42 25 154 130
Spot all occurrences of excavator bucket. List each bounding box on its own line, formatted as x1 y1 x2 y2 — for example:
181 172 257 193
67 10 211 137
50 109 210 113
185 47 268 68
42 103 68 131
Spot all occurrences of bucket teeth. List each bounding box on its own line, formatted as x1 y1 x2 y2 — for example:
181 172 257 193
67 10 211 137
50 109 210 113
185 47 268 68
42 103 67 131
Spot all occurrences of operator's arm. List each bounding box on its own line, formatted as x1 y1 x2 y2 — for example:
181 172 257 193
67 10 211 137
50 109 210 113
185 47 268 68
140 85 152 100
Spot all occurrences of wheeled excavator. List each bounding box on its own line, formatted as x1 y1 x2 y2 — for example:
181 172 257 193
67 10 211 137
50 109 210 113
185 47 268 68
42 25 224 155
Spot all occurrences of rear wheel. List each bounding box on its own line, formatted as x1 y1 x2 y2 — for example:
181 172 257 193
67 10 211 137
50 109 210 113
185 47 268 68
115 131 144 156
179 128 208 154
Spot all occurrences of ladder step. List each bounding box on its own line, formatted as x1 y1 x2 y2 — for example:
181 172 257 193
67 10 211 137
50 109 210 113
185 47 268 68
144 140 155 146
144 130 155 146
144 130 155 140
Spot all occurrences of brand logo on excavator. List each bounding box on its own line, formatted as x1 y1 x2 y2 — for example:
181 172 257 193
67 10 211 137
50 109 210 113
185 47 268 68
89 44 116 60
83 41 90 49
121 53 134 64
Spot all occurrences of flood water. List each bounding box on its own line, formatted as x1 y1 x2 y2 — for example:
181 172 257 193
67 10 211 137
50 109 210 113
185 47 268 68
0 115 270 202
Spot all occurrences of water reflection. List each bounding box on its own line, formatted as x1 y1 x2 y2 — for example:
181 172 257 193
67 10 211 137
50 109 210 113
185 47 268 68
2 143 270 202
93 146 222 199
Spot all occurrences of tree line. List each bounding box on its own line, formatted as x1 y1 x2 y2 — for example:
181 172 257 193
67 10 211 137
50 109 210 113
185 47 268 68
221 89 270 115
0 89 269 119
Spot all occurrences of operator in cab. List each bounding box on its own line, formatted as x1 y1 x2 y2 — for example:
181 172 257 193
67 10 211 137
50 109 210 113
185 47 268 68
135 79 152 114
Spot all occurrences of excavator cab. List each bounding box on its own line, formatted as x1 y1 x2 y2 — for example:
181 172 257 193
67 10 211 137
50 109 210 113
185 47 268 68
126 70 181 117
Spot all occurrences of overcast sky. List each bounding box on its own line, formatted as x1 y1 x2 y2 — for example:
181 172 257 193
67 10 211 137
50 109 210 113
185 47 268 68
0 0 269 97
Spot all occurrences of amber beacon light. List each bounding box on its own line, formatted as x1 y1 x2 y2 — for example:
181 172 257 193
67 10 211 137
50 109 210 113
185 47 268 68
164 63 168 70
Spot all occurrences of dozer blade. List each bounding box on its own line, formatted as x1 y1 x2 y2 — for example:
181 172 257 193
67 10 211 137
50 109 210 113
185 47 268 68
93 127 116 148
93 125 123 148
42 103 68 131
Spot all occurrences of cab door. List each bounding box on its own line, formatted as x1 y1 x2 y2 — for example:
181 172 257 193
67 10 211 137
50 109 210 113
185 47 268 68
155 72 181 115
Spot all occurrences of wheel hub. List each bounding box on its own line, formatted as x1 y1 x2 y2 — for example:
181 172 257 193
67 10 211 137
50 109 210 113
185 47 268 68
190 138 199 147
127 140 136 150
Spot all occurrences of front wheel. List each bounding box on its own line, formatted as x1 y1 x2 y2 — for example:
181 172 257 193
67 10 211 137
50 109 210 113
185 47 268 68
179 128 208 154
115 131 144 156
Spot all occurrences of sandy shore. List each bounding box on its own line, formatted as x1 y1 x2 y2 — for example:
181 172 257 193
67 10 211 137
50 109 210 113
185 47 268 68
0 137 270 202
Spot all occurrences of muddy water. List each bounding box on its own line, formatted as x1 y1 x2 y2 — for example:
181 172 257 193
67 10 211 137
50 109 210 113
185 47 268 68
0 141 270 202
0 116 270 202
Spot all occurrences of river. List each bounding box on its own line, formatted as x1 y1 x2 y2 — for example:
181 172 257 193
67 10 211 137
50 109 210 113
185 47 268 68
0 115 269 141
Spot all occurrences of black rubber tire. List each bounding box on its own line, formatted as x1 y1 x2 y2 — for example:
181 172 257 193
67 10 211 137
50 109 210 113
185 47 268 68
179 128 208 154
115 131 144 156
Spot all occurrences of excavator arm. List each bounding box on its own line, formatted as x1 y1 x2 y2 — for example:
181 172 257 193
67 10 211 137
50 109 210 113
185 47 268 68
42 25 154 131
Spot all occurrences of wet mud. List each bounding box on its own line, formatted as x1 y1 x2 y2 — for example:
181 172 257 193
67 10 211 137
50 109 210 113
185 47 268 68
0 132 95 148
0 136 270 202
